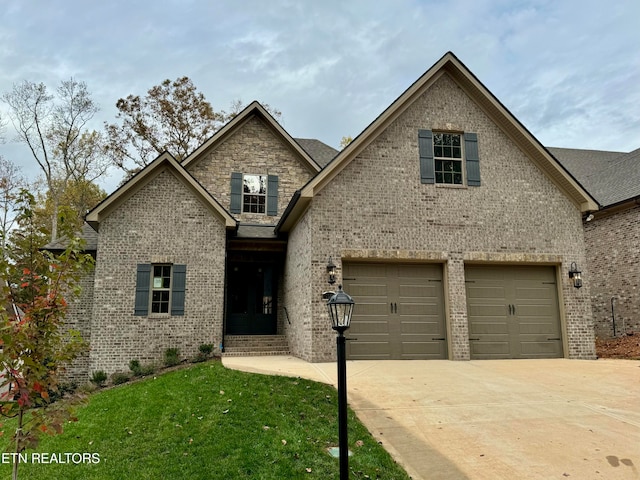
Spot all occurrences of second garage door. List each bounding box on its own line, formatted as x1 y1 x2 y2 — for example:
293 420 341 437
465 265 563 359
343 263 447 360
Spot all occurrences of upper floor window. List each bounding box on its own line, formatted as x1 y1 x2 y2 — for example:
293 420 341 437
242 174 267 213
418 130 480 187
433 133 463 185
230 172 279 216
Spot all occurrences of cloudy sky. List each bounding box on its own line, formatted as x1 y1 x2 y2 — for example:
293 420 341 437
0 0 638 193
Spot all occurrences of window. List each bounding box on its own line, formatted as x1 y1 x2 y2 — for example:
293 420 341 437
418 130 480 186
151 265 171 313
434 133 462 185
230 173 279 215
134 264 186 316
242 174 267 213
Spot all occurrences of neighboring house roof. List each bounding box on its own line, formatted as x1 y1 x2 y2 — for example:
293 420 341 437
294 138 338 167
551 147 640 207
277 51 599 232
86 152 237 230
183 101 322 173
42 222 99 252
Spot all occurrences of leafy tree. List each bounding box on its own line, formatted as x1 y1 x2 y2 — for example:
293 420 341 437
0 191 93 480
104 76 224 176
2 79 108 241
105 77 282 178
340 136 353 149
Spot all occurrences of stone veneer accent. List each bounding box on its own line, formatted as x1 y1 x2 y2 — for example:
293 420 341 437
89 169 227 375
187 115 317 224
585 204 640 337
285 73 595 362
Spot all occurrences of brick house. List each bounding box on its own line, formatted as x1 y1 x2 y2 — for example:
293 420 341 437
551 147 640 337
78 52 598 376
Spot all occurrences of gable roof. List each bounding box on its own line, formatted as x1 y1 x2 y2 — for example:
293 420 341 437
277 52 599 232
551 147 640 208
86 152 236 230
43 222 99 252
294 138 338 167
182 101 322 173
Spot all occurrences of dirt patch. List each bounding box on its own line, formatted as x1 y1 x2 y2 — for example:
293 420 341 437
596 332 640 359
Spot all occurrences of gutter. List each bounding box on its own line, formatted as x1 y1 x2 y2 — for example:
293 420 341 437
274 190 301 235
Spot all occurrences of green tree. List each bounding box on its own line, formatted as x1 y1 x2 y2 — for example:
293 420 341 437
2 79 108 241
340 136 353 149
0 191 93 480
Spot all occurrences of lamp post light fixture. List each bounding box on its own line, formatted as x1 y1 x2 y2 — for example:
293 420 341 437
327 256 337 285
568 262 583 289
326 285 355 479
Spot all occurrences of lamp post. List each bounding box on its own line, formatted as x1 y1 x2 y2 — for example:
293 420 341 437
326 284 354 479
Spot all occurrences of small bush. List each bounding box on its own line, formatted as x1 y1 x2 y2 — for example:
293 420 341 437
111 372 130 385
138 363 156 376
164 348 181 367
90 370 108 387
129 359 141 374
199 344 214 356
192 352 208 363
129 359 155 377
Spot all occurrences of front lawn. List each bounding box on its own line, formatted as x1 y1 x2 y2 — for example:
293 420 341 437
0 361 410 479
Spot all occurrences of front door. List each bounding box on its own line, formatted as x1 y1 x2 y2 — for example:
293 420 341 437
226 262 277 335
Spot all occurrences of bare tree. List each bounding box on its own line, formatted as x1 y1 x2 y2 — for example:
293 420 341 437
0 156 25 258
2 78 107 240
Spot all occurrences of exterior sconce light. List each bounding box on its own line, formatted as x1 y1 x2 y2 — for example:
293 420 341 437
325 285 355 478
327 256 337 285
568 262 583 289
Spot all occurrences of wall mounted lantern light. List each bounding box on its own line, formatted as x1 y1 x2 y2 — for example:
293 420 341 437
568 262 583 289
327 256 337 285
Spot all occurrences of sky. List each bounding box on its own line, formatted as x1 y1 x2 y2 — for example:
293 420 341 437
0 0 639 193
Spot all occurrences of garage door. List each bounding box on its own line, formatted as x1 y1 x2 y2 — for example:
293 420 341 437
342 263 447 360
465 265 563 359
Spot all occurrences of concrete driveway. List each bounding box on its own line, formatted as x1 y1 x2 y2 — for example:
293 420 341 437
223 357 640 479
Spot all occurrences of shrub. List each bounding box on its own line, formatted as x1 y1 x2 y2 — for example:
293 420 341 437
111 372 131 385
199 344 214 356
129 359 141 375
192 352 208 363
90 370 108 387
164 348 181 367
138 363 156 376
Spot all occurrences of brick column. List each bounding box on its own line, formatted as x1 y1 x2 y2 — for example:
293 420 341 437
447 252 470 360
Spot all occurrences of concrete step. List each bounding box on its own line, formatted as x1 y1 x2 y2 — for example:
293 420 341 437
222 335 290 356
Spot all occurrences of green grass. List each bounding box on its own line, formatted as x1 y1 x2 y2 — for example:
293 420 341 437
0 361 410 479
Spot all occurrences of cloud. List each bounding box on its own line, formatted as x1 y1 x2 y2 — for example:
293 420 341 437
0 0 638 193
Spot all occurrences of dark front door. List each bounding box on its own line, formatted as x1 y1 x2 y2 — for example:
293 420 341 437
226 262 277 335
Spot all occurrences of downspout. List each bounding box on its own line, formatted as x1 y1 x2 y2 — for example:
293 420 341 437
611 296 616 337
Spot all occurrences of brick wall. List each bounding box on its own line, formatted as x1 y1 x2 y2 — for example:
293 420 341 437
187 115 317 224
89 169 227 375
585 204 640 337
291 73 594 361
283 209 314 359
63 262 95 382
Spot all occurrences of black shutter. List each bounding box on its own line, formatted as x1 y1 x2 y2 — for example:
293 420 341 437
171 265 187 316
134 264 151 316
230 172 243 214
465 133 481 186
418 130 435 184
267 175 278 216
